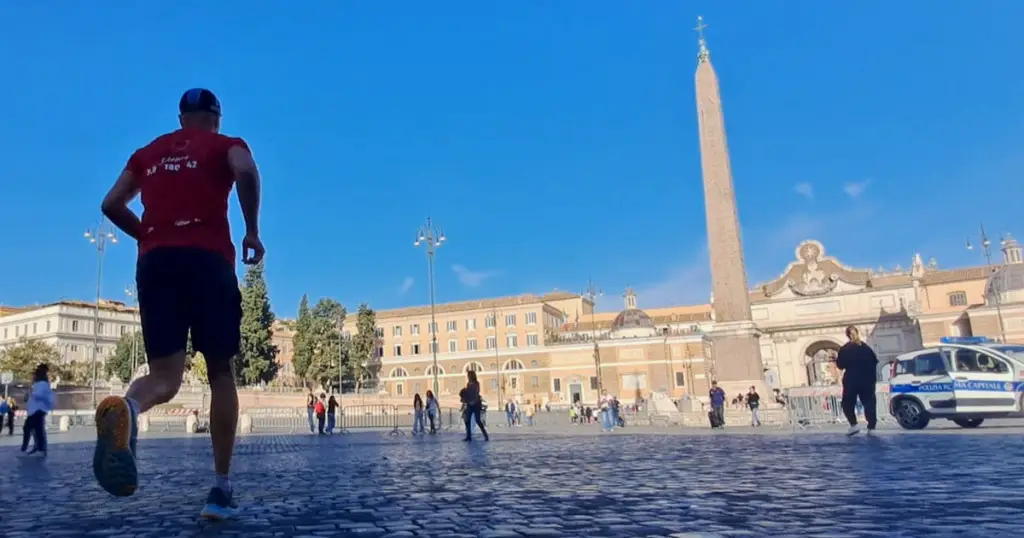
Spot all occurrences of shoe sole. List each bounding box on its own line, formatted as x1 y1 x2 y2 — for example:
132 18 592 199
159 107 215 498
200 504 237 521
93 396 138 497
847 429 861 436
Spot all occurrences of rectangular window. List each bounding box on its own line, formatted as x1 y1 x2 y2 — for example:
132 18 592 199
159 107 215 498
485 315 495 329
429 322 438 334
71 344 78 352
675 372 686 386
505 314 516 327
486 336 496 350
411 324 420 335
32 322 37 334
14 327 20 337
412 343 421 355
948 291 968 307
466 318 477 331
2 328 6 339
393 326 402 337
531 376 539 387
589 376 598 390
506 334 518 348
448 339 457 353
120 325 127 336
446 320 457 332
374 327 384 338
526 334 538 346
466 338 478 351
553 378 562 392
526 312 537 325
430 342 438 354
376 346 384 358
394 345 402 357
72 320 79 332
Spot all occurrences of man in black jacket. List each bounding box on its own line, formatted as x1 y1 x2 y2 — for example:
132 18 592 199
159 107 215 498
835 325 879 435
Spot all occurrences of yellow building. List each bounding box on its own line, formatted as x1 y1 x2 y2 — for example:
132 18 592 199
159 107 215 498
269 235 1024 406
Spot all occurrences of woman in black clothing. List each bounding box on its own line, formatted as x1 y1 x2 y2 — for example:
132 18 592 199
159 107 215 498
461 371 489 442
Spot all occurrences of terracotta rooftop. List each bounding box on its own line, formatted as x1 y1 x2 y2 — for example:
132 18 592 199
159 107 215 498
372 291 583 321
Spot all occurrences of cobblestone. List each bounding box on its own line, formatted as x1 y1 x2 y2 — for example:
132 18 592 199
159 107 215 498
1 429 1023 536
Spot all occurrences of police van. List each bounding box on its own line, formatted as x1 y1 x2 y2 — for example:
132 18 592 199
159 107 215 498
888 337 1024 430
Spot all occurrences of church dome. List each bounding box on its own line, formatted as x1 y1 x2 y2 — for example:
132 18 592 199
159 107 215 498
612 308 654 331
986 264 1024 304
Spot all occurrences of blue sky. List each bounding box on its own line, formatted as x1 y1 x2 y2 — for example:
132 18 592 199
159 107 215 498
2 2 1023 318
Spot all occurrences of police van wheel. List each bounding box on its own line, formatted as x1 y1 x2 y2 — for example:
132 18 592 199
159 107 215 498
951 418 984 429
894 399 929 430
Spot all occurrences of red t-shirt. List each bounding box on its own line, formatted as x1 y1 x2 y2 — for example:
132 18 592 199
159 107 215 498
314 401 325 416
126 128 250 263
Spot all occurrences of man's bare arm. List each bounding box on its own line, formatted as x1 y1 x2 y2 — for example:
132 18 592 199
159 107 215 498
100 169 142 240
227 145 260 236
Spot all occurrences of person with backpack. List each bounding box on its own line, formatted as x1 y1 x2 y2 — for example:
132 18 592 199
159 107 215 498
314 394 326 435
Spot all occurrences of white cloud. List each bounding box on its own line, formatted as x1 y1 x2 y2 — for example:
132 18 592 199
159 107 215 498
843 180 870 198
398 276 414 294
452 264 499 287
793 182 814 200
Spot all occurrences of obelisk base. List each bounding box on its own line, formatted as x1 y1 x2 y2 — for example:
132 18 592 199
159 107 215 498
707 321 772 398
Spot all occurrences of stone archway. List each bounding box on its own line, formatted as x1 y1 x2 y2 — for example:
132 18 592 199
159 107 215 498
803 340 841 386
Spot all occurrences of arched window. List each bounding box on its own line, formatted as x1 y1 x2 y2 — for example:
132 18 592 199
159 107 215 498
464 361 485 373
426 365 445 376
389 367 408 378
503 359 525 371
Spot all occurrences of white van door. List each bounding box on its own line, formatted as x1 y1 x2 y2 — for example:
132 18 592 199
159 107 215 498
946 347 1017 414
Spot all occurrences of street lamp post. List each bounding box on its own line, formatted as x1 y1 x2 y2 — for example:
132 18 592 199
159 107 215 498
85 222 117 408
414 217 446 398
492 306 503 405
581 279 603 400
966 224 1008 342
124 284 139 375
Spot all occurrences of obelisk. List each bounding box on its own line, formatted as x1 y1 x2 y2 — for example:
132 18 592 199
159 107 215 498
693 17 768 394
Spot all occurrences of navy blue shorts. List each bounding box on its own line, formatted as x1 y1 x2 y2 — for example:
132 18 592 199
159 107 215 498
136 247 241 372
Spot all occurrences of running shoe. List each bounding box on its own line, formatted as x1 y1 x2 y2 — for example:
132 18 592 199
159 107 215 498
846 425 861 436
200 487 238 520
93 396 138 497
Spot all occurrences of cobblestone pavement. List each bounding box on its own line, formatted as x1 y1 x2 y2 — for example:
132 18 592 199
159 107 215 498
2 428 1023 537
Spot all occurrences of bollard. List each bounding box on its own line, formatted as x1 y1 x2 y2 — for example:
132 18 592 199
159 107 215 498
138 414 150 433
238 413 253 434
59 415 71 432
185 413 198 434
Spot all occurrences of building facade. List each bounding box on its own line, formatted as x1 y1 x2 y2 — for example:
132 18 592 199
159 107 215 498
0 299 141 366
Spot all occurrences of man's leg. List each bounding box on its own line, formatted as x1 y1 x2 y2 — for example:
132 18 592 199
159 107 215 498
860 384 878 430
189 249 243 520
95 249 188 497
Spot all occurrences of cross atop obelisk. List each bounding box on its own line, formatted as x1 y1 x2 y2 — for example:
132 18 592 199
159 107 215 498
693 16 768 394
694 16 710 63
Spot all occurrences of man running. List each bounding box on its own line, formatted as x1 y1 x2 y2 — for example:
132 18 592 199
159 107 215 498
95 88 264 520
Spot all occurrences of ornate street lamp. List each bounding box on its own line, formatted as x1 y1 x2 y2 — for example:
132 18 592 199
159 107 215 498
414 217 446 397
84 222 117 408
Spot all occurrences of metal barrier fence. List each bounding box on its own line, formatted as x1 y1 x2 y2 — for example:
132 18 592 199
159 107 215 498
246 405 461 435
780 385 895 431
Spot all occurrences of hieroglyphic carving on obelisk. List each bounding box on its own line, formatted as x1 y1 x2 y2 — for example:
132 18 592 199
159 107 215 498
694 17 767 387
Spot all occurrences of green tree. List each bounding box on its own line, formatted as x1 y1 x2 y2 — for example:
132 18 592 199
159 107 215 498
55 361 91 385
236 261 279 385
292 294 312 383
106 331 146 383
191 352 209 384
350 303 379 392
0 338 60 381
305 298 347 390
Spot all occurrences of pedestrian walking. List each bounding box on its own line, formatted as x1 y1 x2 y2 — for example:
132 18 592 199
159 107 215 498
21 364 55 457
94 87 265 520
835 325 879 436
747 386 761 427
326 395 339 434
425 390 440 434
461 371 488 442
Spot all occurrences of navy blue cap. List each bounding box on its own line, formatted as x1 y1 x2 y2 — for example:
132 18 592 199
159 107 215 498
179 88 222 116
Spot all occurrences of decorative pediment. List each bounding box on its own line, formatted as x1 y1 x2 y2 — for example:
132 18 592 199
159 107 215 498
757 240 872 299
